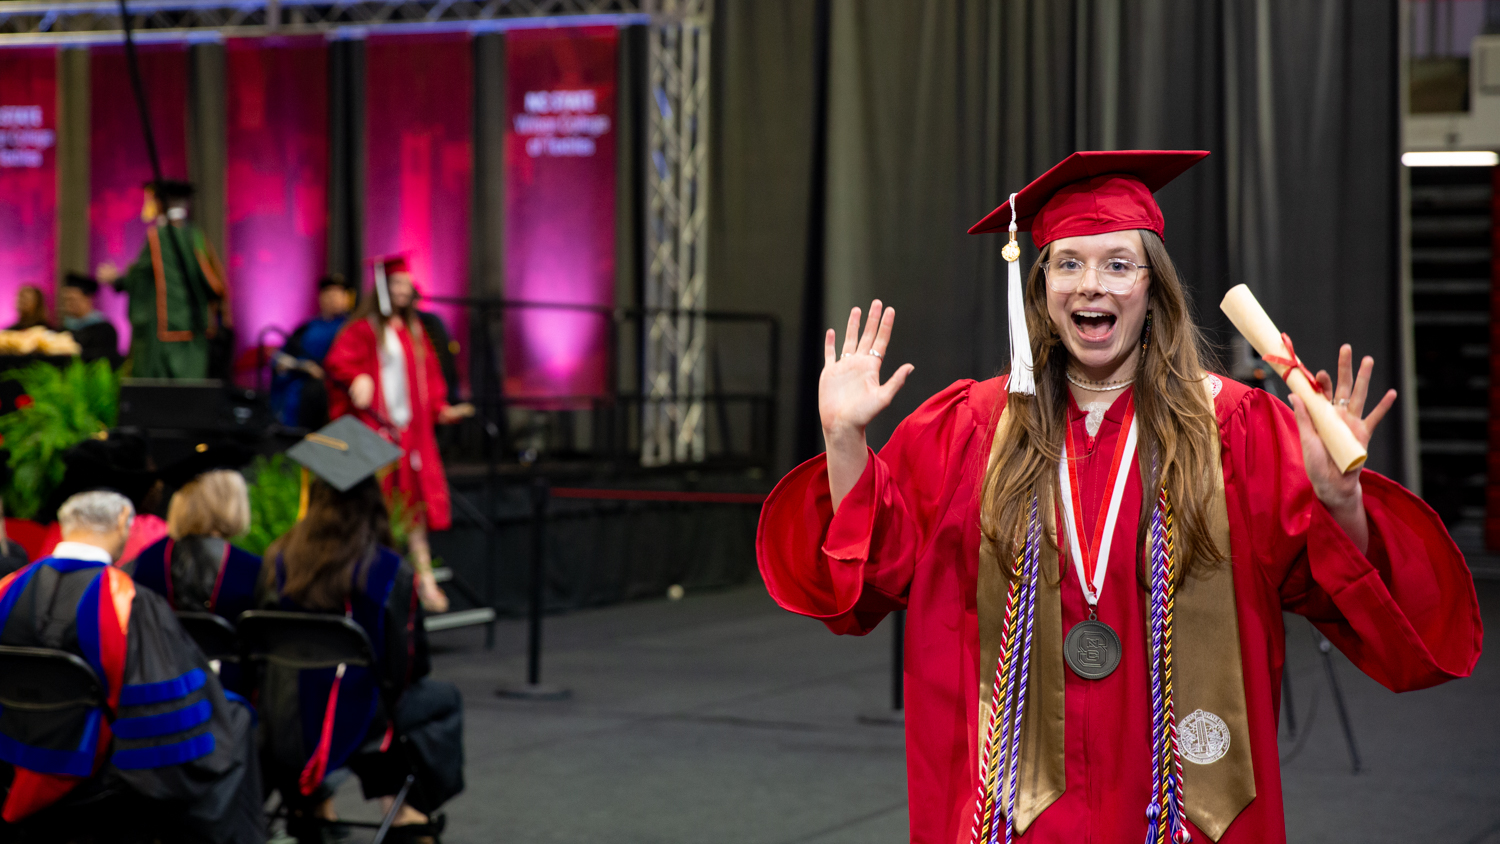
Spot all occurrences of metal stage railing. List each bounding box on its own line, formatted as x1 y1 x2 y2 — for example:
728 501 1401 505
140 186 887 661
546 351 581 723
427 295 779 473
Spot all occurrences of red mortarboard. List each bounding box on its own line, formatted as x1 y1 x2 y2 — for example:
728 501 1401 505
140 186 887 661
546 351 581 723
968 150 1209 247
381 255 410 275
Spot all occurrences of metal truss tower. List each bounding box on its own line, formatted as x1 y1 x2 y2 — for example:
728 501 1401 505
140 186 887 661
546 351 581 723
641 0 710 466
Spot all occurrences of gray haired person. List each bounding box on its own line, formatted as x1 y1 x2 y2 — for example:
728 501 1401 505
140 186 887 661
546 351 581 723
0 490 265 842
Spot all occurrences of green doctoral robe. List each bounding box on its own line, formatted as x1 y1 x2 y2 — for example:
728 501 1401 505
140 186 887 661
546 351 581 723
116 222 228 379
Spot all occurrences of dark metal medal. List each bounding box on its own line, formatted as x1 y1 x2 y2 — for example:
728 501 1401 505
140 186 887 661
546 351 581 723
1064 619 1121 680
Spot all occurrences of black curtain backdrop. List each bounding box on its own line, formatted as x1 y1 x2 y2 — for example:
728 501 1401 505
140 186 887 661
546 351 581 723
714 0 1407 481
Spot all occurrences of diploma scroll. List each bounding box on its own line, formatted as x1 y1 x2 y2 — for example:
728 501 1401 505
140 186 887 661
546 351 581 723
1219 284 1367 473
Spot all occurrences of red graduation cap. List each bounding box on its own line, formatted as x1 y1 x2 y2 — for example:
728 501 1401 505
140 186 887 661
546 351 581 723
969 150 1208 397
381 254 411 276
968 150 1209 247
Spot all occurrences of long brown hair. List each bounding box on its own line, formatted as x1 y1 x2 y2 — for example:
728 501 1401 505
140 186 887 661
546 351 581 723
265 477 391 610
981 230 1223 582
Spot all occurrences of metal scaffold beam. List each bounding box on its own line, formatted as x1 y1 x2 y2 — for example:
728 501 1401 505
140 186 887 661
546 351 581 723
642 0 709 466
0 0 668 43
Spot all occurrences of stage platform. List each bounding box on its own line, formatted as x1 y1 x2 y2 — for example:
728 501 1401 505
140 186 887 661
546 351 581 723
427 466 769 621
313 579 1500 844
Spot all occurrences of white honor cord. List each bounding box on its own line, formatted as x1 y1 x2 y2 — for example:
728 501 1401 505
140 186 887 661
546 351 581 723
1056 415 1138 606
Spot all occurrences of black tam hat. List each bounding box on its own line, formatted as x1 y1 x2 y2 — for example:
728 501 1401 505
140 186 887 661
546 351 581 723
158 441 258 491
285 417 402 492
38 430 159 523
144 179 195 203
62 272 100 297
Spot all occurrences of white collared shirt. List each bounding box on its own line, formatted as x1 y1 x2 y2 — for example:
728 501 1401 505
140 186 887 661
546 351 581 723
51 541 114 565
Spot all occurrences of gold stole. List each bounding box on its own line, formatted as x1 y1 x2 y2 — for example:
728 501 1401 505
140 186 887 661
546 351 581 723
977 394 1256 840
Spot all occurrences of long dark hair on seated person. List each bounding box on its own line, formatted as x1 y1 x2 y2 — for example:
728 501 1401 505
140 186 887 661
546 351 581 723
264 476 392 611
981 230 1224 584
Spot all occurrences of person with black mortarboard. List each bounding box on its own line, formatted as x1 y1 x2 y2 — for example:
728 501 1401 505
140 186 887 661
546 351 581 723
35 430 169 566
95 180 231 379
757 151 1481 844
59 271 122 366
131 442 262 695
256 417 463 844
272 273 356 429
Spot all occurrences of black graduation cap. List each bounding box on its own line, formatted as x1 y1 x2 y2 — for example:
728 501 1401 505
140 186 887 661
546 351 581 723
158 441 258 490
144 179 195 202
285 417 402 492
317 273 352 291
38 430 159 523
62 272 100 297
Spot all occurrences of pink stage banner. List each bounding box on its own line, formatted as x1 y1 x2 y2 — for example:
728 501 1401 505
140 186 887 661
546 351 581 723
89 44 189 353
366 33 472 392
504 26 617 403
226 37 328 356
0 49 58 327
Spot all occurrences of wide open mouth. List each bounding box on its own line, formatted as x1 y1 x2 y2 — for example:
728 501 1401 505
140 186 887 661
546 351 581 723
1071 310 1117 341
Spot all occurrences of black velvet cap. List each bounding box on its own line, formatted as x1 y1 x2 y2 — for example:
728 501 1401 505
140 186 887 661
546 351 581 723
62 272 99 296
285 417 402 492
158 441 258 490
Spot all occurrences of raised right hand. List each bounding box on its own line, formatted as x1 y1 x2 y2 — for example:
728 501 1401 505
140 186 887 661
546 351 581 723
349 374 375 410
820 300 914 441
821 301 913 512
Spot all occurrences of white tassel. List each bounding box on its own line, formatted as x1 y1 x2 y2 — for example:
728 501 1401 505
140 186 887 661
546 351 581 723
1003 193 1035 395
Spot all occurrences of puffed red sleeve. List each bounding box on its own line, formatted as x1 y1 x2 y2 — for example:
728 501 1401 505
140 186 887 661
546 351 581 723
323 320 376 419
422 332 450 417
1225 388 1482 692
756 379 992 636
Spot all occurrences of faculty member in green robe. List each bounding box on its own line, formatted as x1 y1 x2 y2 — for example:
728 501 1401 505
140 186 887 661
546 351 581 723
97 180 231 379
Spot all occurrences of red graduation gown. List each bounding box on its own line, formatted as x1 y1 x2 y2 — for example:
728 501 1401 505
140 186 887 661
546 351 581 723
756 375 1481 844
325 317 453 530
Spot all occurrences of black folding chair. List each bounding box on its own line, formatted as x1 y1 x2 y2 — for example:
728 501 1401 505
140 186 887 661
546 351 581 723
175 611 239 664
237 611 417 844
0 646 155 843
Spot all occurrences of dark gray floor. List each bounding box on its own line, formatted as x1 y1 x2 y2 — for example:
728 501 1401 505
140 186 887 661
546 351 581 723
329 578 1499 843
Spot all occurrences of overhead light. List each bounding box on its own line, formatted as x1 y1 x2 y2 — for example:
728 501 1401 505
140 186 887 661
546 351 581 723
1402 150 1500 167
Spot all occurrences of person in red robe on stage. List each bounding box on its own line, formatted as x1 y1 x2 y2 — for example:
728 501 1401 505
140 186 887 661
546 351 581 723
756 151 1482 844
324 256 472 613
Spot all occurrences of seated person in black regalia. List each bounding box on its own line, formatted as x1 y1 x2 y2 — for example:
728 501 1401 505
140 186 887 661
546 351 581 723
133 445 261 622
0 491 264 844
132 447 261 694
59 273 121 367
258 418 464 844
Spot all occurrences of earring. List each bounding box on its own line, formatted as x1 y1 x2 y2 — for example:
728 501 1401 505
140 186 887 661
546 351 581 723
1141 311 1153 353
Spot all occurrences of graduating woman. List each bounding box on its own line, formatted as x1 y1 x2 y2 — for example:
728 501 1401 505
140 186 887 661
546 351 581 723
756 151 1482 844
324 257 472 614
258 418 463 844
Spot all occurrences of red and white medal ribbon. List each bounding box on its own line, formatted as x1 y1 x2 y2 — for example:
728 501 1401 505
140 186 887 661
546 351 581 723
1057 395 1138 610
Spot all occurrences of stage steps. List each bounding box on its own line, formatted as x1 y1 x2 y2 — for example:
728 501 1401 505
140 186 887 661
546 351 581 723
1409 167 1492 532
423 565 498 634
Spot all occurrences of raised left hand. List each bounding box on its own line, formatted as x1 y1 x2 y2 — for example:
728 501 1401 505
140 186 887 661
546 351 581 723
1289 345 1397 549
438 403 475 425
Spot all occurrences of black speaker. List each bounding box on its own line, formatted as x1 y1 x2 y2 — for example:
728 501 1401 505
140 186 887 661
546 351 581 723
118 379 275 434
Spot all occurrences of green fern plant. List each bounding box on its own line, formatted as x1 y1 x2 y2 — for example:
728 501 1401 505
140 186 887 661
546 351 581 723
0 360 119 519
239 454 302 556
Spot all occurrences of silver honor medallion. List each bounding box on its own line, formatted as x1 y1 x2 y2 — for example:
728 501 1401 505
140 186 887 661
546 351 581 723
1063 619 1121 680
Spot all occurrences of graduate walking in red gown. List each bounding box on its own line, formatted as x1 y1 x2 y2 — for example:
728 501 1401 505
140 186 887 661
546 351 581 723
324 257 472 613
756 151 1482 844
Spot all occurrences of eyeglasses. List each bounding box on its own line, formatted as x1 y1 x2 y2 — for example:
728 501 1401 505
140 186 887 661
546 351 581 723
1043 257 1150 294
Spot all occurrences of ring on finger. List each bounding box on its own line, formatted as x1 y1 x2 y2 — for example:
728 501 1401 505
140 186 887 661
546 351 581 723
1336 397 1349 408
868 350 884 360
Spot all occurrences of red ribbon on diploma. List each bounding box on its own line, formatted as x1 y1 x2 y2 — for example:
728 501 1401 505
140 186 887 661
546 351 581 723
1261 332 1324 397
